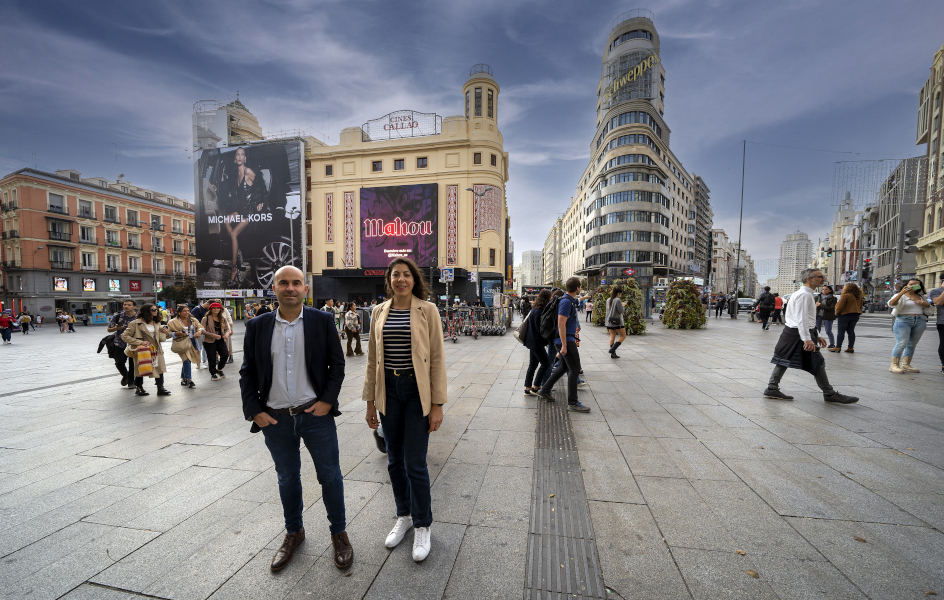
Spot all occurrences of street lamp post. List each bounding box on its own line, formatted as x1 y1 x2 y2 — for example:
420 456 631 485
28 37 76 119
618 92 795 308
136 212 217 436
276 206 301 265
466 186 494 299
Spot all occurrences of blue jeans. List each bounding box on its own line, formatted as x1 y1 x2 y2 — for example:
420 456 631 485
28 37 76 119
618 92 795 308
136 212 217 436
835 313 859 349
379 370 432 528
541 340 556 386
180 339 195 380
816 316 835 346
0 327 10 342
892 315 927 358
260 411 346 534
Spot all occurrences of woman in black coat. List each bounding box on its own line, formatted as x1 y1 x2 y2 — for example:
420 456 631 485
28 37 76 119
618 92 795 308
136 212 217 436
523 290 552 396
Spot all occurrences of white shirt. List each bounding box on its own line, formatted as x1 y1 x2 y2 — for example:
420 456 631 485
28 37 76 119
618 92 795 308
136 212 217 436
897 295 925 315
268 310 317 410
784 285 817 342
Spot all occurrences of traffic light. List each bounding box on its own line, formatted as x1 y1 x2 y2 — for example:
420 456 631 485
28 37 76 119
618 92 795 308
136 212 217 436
826 247 833 257
903 229 919 253
862 258 871 281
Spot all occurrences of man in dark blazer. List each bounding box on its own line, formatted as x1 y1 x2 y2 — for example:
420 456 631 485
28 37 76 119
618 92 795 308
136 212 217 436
239 265 352 572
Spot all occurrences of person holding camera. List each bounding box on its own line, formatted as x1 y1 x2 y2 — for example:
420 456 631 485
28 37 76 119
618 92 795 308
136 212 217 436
888 278 932 373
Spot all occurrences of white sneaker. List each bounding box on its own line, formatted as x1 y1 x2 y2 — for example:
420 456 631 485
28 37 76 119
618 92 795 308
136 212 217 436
577 382 588 389
385 516 412 548
412 526 431 561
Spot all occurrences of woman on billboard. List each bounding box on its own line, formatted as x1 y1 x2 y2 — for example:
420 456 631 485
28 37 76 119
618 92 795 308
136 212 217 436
221 147 267 286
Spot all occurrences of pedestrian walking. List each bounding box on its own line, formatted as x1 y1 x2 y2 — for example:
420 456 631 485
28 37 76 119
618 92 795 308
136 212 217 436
36 314 43 328
240 265 352 572
715 295 727 318
757 287 775 330
191 300 210 369
585 297 593 323
67 312 76 332
167 304 204 388
830 283 863 353
24 310 36 330
81 312 89 326
535 278 591 413
772 294 784 325
218 301 235 364
540 289 564 388
18 312 31 334
815 285 837 348
121 303 172 397
888 279 932 373
762 269 858 403
0 309 14 344
523 290 552 396
343 302 363 356
363 257 446 562
606 286 627 359
108 300 138 388
201 302 231 381
928 274 944 374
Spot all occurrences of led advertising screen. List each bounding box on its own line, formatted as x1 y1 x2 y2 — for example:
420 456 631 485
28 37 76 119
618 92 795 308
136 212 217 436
54 277 68 292
360 184 438 269
194 140 304 290
108 279 121 292
83 278 96 292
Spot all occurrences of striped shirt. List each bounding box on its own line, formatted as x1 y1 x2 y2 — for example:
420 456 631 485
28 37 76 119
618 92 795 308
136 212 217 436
383 309 413 369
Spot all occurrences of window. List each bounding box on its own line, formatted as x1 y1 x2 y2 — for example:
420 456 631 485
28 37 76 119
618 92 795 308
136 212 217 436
472 248 479 266
106 230 119 247
80 226 95 243
473 153 482 165
189 262 196 277
372 160 382 172
126 210 137 226
487 89 494 119
79 200 92 218
48 193 65 214
49 247 73 269
120 186 128 193
107 254 120 271
490 154 497 167
465 91 470 118
104 206 117 222
129 256 140 272
417 157 428 169
489 248 496 266
474 87 482 117
394 159 404 171
174 260 183 275
128 233 139 249
145 192 152 199
326 251 334 268
173 240 183 254
172 219 182 233
100 181 108 188
81 252 96 270
188 222 194 235
325 164 333 176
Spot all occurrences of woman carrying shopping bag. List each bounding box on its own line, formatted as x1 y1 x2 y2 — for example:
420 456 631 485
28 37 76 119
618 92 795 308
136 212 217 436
167 304 204 388
121 303 172 397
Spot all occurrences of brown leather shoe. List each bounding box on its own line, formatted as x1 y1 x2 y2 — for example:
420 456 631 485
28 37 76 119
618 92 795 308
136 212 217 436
331 531 354 569
271 529 305 572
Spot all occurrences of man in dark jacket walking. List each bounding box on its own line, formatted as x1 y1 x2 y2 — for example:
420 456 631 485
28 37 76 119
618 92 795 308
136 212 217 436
715 295 727 318
240 266 353 572
756 287 775 330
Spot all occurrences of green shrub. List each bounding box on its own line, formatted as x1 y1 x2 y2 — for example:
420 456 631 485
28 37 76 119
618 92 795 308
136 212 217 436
662 279 707 329
590 277 646 335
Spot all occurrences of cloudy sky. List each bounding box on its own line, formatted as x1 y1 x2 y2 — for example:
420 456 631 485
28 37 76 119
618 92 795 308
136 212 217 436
1 0 942 265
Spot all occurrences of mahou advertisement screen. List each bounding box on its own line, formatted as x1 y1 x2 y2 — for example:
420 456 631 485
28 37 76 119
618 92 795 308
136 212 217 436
360 184 438 269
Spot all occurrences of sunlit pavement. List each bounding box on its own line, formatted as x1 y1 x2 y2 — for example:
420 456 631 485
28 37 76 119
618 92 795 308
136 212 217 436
1 314 943 599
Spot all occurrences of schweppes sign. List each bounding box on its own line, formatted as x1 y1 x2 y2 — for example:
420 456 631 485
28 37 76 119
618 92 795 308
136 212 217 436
603 54 659 101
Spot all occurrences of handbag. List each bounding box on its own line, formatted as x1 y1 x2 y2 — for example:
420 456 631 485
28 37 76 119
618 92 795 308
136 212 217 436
513 314 529 345
606 299 621 327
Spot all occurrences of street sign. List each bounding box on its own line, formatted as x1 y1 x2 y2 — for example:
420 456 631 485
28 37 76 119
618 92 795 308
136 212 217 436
601 279 607 285
440 267 454 282
623 268 636 276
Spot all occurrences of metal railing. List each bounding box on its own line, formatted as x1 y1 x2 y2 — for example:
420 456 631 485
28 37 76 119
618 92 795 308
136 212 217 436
48 205 68 215
49 231 71 241
2 260 20 268
107 266 122 273
127 241 142 250
78 209 96 219
104 216 120 224
50 261 73 270
1 202 18 212
80 237 97 245
81 263 98 271
105 240 122 248
126 219 141 227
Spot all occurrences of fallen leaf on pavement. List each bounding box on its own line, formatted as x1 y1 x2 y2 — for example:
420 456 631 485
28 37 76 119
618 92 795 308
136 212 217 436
757 446 764 449
549 494 555 497
747 570 759 578
925 591 937 596
908 448 915 451
854 536 867 543
736 549 746 555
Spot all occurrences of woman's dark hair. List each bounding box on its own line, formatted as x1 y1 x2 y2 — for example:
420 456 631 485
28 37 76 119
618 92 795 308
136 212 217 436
384 257 430 300
345 302 356 312
139 303 157 324
822 285 833 293
900 279 926 295
533 289 553 310
609 286 623 299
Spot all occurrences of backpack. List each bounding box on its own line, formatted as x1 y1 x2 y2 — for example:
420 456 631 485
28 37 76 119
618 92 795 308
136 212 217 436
761 293 775 308
540 295 574 341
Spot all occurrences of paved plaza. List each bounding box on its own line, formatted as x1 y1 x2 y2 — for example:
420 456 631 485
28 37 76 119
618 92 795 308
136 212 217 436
1 313 943 599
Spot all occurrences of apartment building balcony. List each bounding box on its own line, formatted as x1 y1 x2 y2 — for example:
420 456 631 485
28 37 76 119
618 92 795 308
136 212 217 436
1 202 18 213
48 205 69 216
1 230 19 240
106 266 122 273
104 216 121 224
188 250 196 256
105 240 123 249
151 246 164 254
81 263 99 272
172 249 185 255
2 260 20 268
78 209 97 219
152 268 165 275
128 267 143 274
126 219 142 227
171 228 184 235
79 236 97 245
50 261 73 270
49 231 72 242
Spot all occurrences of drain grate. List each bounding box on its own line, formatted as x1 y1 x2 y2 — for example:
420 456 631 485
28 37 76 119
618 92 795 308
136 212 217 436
524 390 605 599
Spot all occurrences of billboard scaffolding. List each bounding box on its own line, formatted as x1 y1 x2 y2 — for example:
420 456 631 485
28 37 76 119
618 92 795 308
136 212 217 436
831 157 928 209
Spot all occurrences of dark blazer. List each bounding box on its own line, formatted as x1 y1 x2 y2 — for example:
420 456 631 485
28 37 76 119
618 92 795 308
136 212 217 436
523 306 546 351
239 306 346 432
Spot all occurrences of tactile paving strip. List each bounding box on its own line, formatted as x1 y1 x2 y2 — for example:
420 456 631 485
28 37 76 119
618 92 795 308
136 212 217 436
524 389 605 600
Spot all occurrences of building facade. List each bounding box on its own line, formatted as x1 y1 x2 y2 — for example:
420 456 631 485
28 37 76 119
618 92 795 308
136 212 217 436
518 250 543 290
826 195 860 290
710 228 730 294
775 231 813 295
550 9 698 299
0 168 195 321
691 174 713 279
543 218 562 284
915 43 944 289
305 65 509 304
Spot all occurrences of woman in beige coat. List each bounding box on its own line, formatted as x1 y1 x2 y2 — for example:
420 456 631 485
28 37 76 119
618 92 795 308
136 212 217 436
363 257 446 563
121 303 172 397
167 304 204 389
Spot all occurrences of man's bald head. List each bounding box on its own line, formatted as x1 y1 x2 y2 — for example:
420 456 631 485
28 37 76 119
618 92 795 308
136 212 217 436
272 265 308 314
273 265 305 284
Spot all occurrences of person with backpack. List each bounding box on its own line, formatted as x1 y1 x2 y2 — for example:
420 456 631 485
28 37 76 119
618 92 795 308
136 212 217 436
523 290 552 396
757 287 775 330
18 312 31 335
534 277 591 413
0 309 15 344
605 287 626 358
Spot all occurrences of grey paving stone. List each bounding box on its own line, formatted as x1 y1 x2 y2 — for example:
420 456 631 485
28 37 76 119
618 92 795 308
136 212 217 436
746 554 868 600
364 521 466 600
83 442 226 489
635 411 694 439
209 549 317 600
80 425 205 460
787 517 944 599
655 437 739 481
750 416 886 448
578 450 644 503
800 445 944 495
471 465 532 531
430 460 488 526
443 525 528 600
860 522 944 583
587 500 690 600
284 556 382 600
490 430 535 468
616 435 686 479
58 583 143 599
671 547 781 600
468 407 536 432
637 476 739 552
600 410 653 437
571 420 621 453
448 428 500 465
877 490 944 530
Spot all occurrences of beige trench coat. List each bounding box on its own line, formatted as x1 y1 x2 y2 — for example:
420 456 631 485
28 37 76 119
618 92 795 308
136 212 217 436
121 319 169 377
166 316 203 365
362 295 447 416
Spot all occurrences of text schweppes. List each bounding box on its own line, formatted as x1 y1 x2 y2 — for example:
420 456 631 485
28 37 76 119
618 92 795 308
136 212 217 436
603 54 659 100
